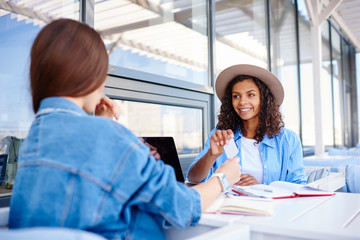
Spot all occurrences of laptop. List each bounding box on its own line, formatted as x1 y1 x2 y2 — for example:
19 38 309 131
140 137 185 183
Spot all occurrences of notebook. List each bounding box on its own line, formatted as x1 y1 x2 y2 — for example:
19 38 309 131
205 193 274 216
232 181 335 199
140 137 185 183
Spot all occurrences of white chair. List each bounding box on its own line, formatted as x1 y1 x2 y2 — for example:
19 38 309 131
0 207 106 240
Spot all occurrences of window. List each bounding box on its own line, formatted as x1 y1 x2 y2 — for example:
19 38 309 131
270 0 299 135
331 26 343 146
321 22 334 147
114 100 203 155
341 39 352 146
357 53 360 144
214 0 267 72
0 0 80 197
104 73 211 174
94 0 209 85
214 0 268 118
298 0 315 154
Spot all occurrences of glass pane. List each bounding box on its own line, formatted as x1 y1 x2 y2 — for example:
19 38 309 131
94 0 209 85
214 0 268 72
357 53 360 144
298 0 315 154
0 0 80 195
270 0 299 135
331 27 343 146
113 100 203 155
342 40 351 146
321 22 334 147
214 0 267 117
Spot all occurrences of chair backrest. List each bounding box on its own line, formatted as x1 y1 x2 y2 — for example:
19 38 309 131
0 207 105 240
346 164 360 193
0 207 9 227
0 227 106 240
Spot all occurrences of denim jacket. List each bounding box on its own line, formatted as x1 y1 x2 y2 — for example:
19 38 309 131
187 127 307 185
9 97 201 240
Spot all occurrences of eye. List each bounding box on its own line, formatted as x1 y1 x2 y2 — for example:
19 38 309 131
232 95 239 99
249 93 255 97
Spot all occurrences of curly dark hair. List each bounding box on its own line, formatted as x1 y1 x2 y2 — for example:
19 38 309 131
217 75 284 143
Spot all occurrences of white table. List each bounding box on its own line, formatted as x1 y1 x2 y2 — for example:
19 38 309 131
166 192 360 240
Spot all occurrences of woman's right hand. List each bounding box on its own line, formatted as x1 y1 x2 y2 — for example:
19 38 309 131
209 129 234 156
215 157 241 185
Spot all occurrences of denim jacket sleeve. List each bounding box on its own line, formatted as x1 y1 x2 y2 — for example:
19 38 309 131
111 124 201 229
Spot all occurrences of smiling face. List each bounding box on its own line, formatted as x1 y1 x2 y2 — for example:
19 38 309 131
231 78 261 123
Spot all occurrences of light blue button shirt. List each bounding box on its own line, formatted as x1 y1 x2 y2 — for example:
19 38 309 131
9 97 201 240
187 127 307 185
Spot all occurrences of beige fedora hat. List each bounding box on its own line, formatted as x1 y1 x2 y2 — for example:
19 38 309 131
215 64 284 106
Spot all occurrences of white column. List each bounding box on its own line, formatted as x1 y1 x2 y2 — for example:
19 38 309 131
311 22 325 155
305 0 325 156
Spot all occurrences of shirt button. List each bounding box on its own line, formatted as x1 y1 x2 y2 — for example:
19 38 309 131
264 166 267 168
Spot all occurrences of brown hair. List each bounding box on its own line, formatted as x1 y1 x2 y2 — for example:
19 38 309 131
217 75 284 143
30 18 109 113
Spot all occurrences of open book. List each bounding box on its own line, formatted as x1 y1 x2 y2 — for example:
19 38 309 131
232 181 335 199
206 193 274 216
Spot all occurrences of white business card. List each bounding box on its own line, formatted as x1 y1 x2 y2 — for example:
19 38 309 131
223 138 239 159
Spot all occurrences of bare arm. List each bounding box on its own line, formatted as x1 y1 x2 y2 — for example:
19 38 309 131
193 157 241 211
187 150 220 183
188 129 234 183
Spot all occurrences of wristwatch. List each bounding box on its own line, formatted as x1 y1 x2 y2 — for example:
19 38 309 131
211 173 230 192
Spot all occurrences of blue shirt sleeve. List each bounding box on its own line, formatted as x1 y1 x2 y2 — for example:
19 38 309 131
186 128 216 183
283 129 307 184
186 128 229 183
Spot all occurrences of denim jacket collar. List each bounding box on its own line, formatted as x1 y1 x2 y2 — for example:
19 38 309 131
37 97 88 117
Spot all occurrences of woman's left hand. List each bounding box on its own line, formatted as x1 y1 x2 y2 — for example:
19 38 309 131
234 174 260 186
95 96 121 120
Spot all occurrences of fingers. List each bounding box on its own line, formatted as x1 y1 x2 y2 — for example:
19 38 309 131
101 96 113 106
212 129 234 146
102 97 121 120
235 174 260 186
95 96 121 120
231 156 240 163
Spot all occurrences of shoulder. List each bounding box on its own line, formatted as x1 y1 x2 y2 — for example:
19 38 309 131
280 128 299 138
276 128 301 145
77 116 146 153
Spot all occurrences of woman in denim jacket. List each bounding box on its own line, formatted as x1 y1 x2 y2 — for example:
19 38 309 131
187 65 307 186
9 19 241 239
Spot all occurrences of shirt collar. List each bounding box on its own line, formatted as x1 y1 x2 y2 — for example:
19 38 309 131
234 128 275 148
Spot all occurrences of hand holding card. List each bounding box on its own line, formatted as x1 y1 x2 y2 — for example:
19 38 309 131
223 138 239 159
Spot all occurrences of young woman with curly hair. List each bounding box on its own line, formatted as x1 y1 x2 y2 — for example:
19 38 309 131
187 64 307 186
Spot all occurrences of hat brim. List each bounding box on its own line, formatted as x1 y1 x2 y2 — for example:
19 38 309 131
215 64 284 106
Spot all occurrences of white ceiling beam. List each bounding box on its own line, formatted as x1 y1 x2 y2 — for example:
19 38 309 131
319 0 343 23
332 11 360 51
321 0 360 52
304 0 317 26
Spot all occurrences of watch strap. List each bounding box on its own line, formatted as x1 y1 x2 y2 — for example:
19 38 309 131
211 173 230 192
